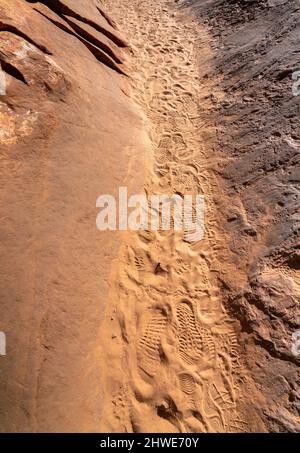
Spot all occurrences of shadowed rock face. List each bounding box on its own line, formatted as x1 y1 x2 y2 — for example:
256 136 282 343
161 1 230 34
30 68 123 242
184 0 300 432
0 0 148 432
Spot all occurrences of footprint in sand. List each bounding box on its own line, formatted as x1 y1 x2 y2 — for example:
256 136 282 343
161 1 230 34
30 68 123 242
137 309 167 378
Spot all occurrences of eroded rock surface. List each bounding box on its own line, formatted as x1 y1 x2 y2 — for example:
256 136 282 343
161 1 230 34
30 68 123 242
0 0 149 432
184 0 300 432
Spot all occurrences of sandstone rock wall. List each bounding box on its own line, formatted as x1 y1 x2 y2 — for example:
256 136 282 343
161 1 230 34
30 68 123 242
0 0 149 432
185 0 300 432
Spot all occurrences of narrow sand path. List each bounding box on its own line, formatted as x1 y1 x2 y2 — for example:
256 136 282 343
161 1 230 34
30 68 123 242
99 0 245 433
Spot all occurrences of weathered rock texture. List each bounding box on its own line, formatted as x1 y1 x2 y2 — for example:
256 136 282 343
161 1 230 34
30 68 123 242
0 0 149 432
184 0 300 432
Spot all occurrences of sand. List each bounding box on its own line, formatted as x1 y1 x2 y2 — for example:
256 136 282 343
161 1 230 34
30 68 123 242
98 0 246 433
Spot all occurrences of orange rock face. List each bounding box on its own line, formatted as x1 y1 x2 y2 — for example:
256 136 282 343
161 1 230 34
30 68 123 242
0 0 149 432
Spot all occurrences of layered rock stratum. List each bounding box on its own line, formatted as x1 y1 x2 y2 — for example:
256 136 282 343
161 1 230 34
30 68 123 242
0 0 299 433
